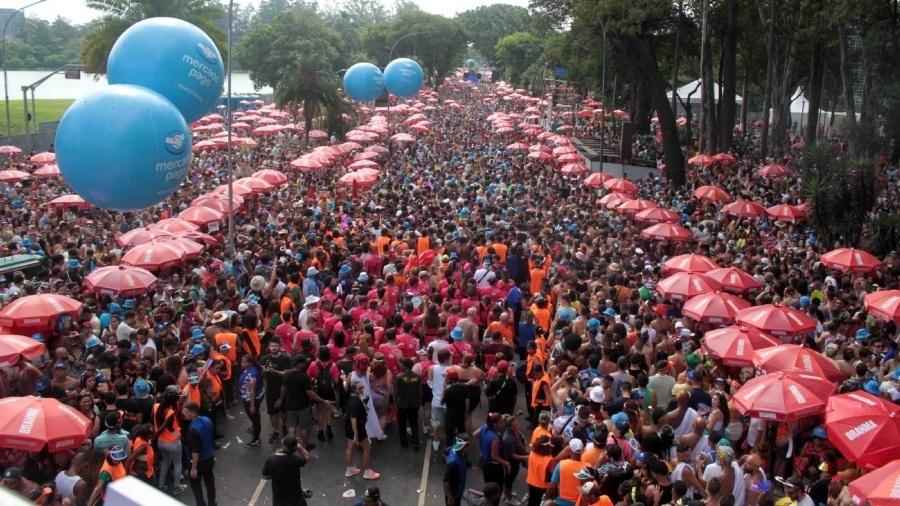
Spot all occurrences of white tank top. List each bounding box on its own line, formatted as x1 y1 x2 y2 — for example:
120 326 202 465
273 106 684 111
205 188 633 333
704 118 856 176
671 462 696 499
431 364 448 406
55 471 80 500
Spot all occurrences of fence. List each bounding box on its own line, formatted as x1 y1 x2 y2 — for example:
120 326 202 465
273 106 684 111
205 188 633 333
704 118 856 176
0 120 59 152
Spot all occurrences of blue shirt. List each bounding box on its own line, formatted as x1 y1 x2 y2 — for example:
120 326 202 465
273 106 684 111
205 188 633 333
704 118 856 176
444 449 467 499
517 322 536 349
239 365 264 401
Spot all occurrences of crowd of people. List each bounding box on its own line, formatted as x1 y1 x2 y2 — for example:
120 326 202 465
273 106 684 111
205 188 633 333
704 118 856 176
0 74 896 506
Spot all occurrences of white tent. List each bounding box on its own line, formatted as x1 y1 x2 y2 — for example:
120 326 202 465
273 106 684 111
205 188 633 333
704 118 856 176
666 79 744 106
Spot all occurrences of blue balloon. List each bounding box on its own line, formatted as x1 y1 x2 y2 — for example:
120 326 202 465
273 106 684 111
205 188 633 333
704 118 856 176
108 17 224 123
343 62 385 102
55 85 192 212
383 58 424 98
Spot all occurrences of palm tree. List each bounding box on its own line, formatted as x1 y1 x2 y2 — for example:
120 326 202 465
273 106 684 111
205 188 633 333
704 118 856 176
81 0 226 74
275 54 349 143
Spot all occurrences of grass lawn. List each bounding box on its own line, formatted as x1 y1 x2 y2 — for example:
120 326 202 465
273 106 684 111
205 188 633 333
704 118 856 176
0 99 74 138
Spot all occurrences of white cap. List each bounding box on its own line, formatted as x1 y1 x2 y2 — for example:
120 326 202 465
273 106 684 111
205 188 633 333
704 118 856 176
238 303 249 313
580 481 597 494
568 438 584 453
589 386 605 403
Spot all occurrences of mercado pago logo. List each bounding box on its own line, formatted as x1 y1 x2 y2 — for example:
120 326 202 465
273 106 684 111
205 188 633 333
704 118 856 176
183 44 222 90
164 131 187 155
158 131 191 185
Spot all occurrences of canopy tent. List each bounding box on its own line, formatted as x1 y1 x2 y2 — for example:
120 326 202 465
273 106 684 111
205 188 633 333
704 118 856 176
666 79 743 114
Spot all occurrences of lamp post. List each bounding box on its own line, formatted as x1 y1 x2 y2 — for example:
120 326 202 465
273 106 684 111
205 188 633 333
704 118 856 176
388 31 430 62
598 17 607 174
2 0 47 140
225 0 234 253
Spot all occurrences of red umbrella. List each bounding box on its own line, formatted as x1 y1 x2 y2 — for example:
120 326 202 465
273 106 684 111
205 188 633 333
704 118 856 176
656 272 721 301
0 145 21 155
353 150 381 161
29 152 56 165
251 169 288 186
634 207 680 224
116 227 174 248
0 295 83 332
191 194 242 215
0 335 47 367
390 133 416 143
663 254 719 274
603 177 638 194
693 185 732 203
152 218 199 234
339 170 379 186
159 237 204 260
234 176 274 194
560 163 588 175
527 151 553 161
864 290 900 323
641 223 692 242
556 153 582 165
212 182 254 197
702 326 780 367
732 371 835 421
0 169 30 183
0 396 92 452
758 163 790 177
615 198 657 215
179 206 225 227
722 199 768 218
598 192 631 206
529 144 551 153
683 292 751 325
121 242 187 271
825 392 900 471
583 172 613 187
337 141 363 153
766 204 806 223
704 266 762 294
712 152 737 165
552 146 577 156
848 459 900 504
33 164 61 179
290 157 324 172
687 154 716 166
820 248 883 274
176 230 219 246
738 303 817 337
308 129 328 140
506 142 530 152
48 194 91 210
348 159 380 170
84 265 158 297
753 344 844 382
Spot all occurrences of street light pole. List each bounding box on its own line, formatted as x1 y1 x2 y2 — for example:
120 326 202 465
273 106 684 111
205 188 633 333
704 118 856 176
388 31 430 62
2 0 47 140
598 18 607 174
226 0 235 254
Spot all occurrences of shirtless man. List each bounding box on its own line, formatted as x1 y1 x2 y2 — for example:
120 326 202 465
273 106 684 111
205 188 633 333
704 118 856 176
664 391 699 441
454 354 485 434
457 307 479 349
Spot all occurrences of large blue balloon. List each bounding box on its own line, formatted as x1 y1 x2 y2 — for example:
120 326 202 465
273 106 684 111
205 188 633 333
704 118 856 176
343 62 384 102
55 85 192 212
108 17 224 123
383 58 424 98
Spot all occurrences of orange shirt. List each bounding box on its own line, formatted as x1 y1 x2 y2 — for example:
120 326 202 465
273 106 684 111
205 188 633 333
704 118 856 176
492 242 508 263
487 321 514 345
530 304 552 333
530 425 551 445
416 237 430 255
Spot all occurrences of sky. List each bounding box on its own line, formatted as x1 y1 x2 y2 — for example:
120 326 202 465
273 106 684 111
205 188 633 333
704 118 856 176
16 0 530 25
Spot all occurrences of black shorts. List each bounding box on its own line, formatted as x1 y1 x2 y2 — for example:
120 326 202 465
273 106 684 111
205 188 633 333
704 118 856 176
422 384 433 404
467 386 481 413
346 426 368 441
266 393 280 413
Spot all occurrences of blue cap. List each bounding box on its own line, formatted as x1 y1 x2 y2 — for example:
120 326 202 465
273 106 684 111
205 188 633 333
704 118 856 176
800 296 810 308
450 252 459 259
85 336 102 349
587 318 601 330
191 327 204 340
864 379 881 395
339 264 352 275
603 307 616 317
812 426 828 439
67 259 80 269
856 328 871 340
357 272 369 282
611 412 628 425
107 303 122 315
450 326 464 341
122 299 134 310
634 451 649 463
307 267 319 277
21 238 31 248
133 379 151 398
190 344 206 357
30 333 44 343
293 253 303 261
108 445 127 461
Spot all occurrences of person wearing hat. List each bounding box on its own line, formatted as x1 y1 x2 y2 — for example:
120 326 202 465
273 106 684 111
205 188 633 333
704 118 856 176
303 266 322 299
298 295 320 331
94 412 131 455
443 435 471 506
547 438 589 506
2 467 39 501
353 486 387 506
526 434 555 506
485 360 518 415
87 445 128 505
262 435 312 506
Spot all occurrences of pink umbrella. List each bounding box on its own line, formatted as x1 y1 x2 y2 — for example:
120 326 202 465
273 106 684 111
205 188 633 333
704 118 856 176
556 153 581 165
602 177 638 194
192 194 243 214
151 218 199 234
0 145 21 156
234 177 275 194
339 170 379 186
704 266 763 294
583 172 613 187
712 152 737 165
390 133 416 143
348 159 380 170
766 204 806 222
121 242 187 271
527 151 553 161
820 248 883 274
758 163 790 177
640 223 692 242
506 142 530 152
116 227 174 248
251 169 288 186
560 163 588 175
615 198 657 215
179 206 225 227
634 207 680 224
737 303 817 337
683 292 751 325
48 194 91 210
693 185 732 203
656 272 721 301
688 154 716 166
864 290 900 323
84 265 158 297
663 254 720 274
29 152 55 165
290 157 324 172
0 169 30 183
308 130 328 140
33 164 60 179
212 182 254 197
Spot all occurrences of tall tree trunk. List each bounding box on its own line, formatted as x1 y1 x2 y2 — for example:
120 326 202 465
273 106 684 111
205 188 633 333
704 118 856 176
699 0 715 153
719 0 738 151
805 40 824 144
625 35 686 186
740 59 749 136
759 0 777 158
671 1 683 113
634 79 653 134
838 24 857 131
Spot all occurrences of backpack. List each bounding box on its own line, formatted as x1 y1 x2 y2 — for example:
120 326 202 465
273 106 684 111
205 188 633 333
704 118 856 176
315 361 336 400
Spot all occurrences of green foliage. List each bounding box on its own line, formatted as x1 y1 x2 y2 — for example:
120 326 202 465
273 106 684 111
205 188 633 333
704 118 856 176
495 32 543 86
456 4 532 63
80 0 226 74
800 143 879 245
360 10 466 79
871 213 900 257
3 17 86 70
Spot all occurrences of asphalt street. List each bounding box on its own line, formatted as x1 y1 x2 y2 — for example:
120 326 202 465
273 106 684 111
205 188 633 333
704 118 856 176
176 396 527 506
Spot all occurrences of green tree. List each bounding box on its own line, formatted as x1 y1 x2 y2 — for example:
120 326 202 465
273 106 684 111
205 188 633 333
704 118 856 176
456 4 532 64
80 0 226 74
361 10 466 79
4 17 86 70
238 9 349 141
494 32 543 86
